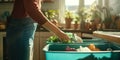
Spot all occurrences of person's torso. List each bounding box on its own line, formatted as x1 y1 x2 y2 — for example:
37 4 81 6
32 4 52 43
11 0 41 18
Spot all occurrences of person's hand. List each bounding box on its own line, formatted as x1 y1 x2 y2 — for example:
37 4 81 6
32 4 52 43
56 31 70 42
42 21 70 42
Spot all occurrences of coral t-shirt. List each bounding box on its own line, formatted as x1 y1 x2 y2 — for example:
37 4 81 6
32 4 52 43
11 0 47 25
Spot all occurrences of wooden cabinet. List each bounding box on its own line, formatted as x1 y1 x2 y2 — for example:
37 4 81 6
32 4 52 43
40 32 53 60
0 32 6 60
33 32 53 60
33 32 40 60
0 31 53 60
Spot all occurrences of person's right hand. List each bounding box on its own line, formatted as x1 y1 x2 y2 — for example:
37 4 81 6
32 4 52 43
55 31 70 42
42 20 70 42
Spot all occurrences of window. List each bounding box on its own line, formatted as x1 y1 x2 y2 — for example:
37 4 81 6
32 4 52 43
62 0 99 23
64 0 96 22
84 0 96 8
59 0 110 29
65 0 96 12
65 0 79 13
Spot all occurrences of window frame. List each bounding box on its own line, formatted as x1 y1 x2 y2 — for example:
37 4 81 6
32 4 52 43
59 0 108 24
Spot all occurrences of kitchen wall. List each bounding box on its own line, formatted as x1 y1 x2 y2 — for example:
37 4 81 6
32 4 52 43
0 3 13 14
0 3 13 21
109 0 120 15
0 0 60 14
0 0 62 21
0 0 120 21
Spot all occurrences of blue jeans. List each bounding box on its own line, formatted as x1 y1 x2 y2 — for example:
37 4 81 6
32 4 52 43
6 17 38 60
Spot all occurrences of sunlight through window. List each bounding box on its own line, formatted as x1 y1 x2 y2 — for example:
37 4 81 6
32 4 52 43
65 0 79 6
65 0 96 12
85 0 96 8
65 0 79 12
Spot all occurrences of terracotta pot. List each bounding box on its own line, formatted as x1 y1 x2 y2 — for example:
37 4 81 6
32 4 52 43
116 19 120 29
91 22 97 30
85 22 91 30
74 21 79 29
65 18 72 29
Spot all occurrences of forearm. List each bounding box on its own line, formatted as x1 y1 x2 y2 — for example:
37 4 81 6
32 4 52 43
42 20 64 35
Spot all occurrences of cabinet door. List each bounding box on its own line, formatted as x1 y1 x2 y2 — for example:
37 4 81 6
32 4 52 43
33 32 40 60
33 32 53 60
0 32 6 60
39 32 53 60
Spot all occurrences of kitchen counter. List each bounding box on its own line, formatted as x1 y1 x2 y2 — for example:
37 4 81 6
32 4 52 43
93 31 120 44
0 28 94 39
39 27 93 33
0 27 93 34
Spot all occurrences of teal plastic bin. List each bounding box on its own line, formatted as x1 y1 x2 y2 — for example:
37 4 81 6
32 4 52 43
43 43 120 60
82 38 108 43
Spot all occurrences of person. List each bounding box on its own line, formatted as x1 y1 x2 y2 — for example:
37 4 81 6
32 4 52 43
6 0 70 60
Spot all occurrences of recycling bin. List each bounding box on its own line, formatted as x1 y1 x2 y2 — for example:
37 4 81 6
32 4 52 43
43 42 120 60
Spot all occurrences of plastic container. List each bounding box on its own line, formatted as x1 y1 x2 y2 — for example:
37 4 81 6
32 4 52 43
43 43 120 60
46 33 108 44
46 32 77 44
83 38 108 43
46 32 108 44
46 38 108 44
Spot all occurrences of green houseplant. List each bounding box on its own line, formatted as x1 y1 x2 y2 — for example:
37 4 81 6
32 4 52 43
73 14 80 29
78 7 88 30
44 10 59 27
87 5 102 30
78 4 103 30
65 10 74 29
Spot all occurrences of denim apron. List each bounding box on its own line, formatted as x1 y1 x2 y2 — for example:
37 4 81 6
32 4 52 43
6 17 38 60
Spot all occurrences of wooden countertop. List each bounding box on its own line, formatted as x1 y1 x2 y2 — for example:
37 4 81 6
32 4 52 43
93 31 120 44
39 28 93 33
0 27 93 34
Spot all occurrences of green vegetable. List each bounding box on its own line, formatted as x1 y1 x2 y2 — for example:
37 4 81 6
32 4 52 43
46 33 77 43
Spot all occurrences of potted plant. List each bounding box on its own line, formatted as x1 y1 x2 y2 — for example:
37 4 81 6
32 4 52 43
90 5 104 30
78 7 88 30
65 10 74 29
79 4 102 30
44 10 59 27
73 14 80 29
